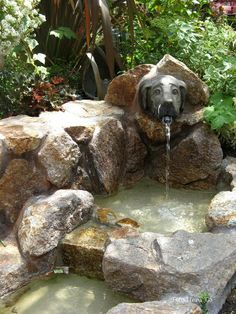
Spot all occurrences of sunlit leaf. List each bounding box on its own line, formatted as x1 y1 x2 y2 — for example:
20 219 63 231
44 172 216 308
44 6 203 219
86 52 105 99
33 53 46 64
50 27 77 40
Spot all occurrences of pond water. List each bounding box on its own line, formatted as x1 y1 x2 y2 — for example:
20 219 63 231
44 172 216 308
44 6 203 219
95 178 215 233
2 274 132 314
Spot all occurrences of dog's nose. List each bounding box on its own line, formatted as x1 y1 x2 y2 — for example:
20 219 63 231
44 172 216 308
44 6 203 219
163 101 173 106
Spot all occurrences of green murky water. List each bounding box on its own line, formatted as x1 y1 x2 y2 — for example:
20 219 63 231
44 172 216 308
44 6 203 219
2 274 132 314
95 178 215 233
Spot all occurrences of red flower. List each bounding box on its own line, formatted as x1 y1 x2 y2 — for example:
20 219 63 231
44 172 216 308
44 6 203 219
51 76 64 85
32 90 43 103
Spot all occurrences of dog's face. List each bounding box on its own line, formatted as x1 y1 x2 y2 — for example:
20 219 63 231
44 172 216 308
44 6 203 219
137 74 187 121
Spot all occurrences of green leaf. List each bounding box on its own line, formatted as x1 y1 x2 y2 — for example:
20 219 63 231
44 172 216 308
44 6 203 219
50 27 77 40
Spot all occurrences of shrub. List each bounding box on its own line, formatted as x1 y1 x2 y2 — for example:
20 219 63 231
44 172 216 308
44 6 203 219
0 0 45 56
0 0 46 118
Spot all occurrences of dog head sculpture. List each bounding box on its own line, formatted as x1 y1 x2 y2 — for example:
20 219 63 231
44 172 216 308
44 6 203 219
137 73 187 122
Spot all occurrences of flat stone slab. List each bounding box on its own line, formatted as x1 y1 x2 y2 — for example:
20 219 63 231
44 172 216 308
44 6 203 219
107 300 202 314
103 231 236 314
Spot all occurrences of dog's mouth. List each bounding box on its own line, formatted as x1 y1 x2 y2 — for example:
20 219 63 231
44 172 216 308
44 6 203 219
157 103 178 121
161 115 173 125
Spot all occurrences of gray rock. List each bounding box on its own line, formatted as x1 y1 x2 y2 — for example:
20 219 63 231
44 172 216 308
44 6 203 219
18 189 94 256
38 130 81 187
103 231 236 314
107 300 202 314
206 191 236 231
148 123 223 189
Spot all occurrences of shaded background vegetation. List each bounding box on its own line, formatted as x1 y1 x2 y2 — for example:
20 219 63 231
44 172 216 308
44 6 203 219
0 0 236 151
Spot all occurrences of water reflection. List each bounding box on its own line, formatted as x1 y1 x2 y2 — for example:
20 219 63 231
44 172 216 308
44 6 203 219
3 275 132 314
96 178 215 233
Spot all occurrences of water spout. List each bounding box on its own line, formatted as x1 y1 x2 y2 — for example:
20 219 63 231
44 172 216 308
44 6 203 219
162 116 172 199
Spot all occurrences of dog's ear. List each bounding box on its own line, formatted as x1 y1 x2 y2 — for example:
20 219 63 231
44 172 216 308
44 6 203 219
178 80 187 112
137 78 152 111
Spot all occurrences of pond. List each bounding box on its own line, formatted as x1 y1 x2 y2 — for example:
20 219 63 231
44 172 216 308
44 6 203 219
2 274 132 314
95 178 215 233
1 178 216 314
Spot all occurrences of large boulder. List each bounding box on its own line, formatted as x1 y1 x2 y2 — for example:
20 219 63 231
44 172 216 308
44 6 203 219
147 123 223 189
206 191 236 231
0 159 50 224
18 189 94 257
103 231 236 314
107 300 202 314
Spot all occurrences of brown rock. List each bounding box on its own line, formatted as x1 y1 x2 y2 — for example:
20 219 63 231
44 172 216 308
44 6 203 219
0 159 50 224
136 112 182 143
61 227 109 279
148 123 223 189
105 64 155 109
156 54 209 106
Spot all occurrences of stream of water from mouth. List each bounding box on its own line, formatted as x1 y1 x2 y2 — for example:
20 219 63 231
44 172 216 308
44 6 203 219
162 116 172 199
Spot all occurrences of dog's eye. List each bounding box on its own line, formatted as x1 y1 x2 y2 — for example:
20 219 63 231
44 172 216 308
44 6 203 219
154 89 161 95
172 89 179 95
